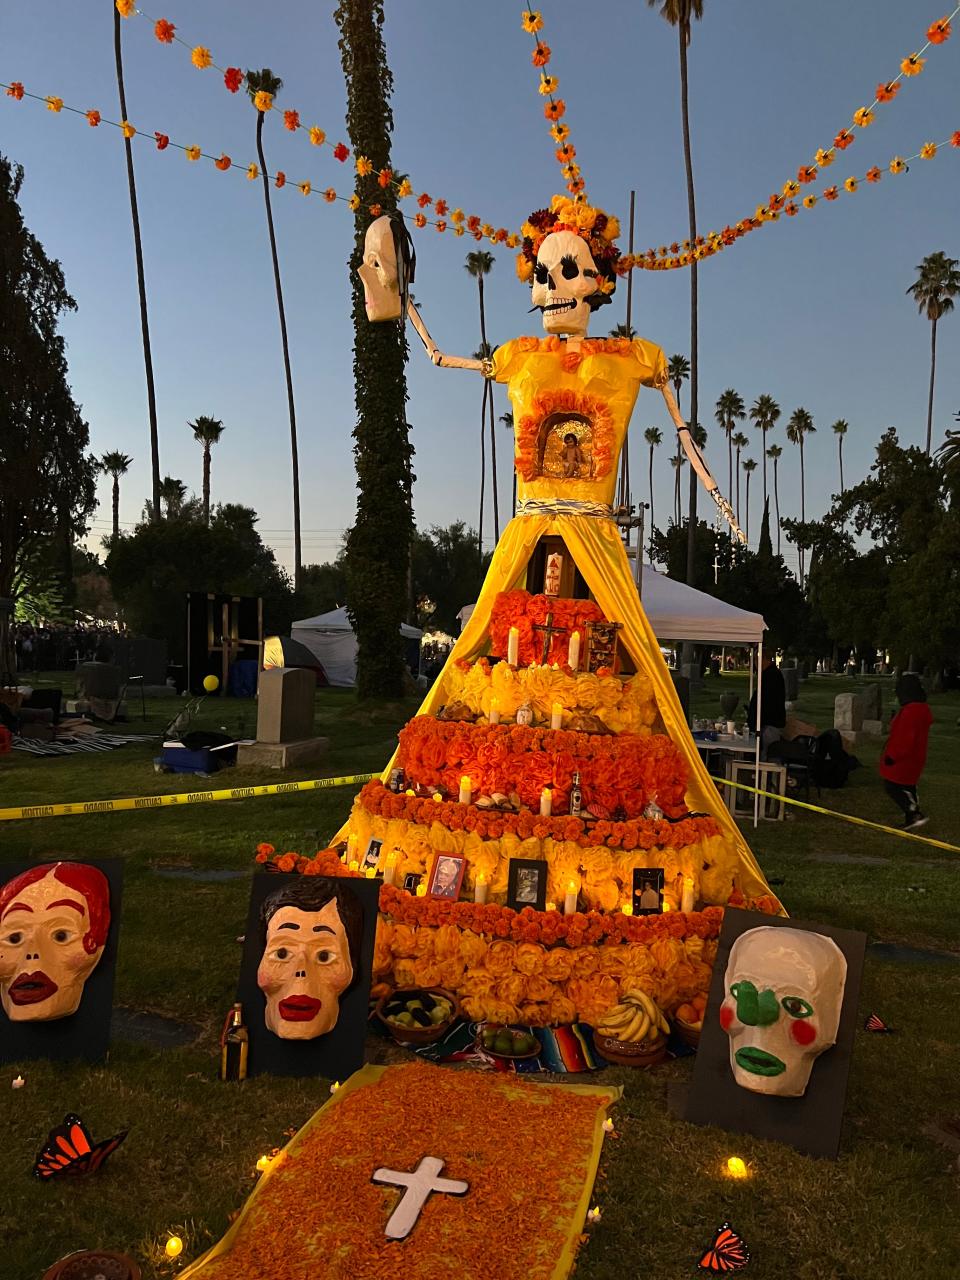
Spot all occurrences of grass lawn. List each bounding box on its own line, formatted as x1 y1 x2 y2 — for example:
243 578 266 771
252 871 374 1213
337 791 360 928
1 673 958 1279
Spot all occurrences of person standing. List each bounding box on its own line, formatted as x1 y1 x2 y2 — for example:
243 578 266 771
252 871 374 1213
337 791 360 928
880 674 933 830
747 650 786 758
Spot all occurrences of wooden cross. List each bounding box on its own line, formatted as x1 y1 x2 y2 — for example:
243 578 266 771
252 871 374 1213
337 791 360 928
532 611 569 665
371 1156 469 1240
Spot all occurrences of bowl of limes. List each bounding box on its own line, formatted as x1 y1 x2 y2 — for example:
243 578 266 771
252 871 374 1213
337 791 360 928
477 1023 541 1060
375 988 459 1044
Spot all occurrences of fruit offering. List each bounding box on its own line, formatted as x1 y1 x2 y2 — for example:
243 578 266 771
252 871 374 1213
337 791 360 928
382 990 454 1030
674 992 707 1028
596 989 669 1044
479 1024 540 1058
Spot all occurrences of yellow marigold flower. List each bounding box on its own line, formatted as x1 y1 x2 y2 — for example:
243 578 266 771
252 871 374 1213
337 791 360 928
309 126 326 146
299 180 311 196
889 156 907 174
451 207 465 223
516 255 534 282
355 154 373 177
397 177 413 198
481 223 494 237
454 225 465 236
506 234 520 249
115 0 136 15
45 96 64 113
191 46 212 70
121 120 136 139
521 10 543 33
550 123 570 143
782 179 799 197
802 194 817 208
347 193 360 212
919 141 937 160
900 54 924 76
253 90 273 112
852 107 874 128
538 74 558 95
844 176 858 193
324 187 336 202
815 147 834 168
185 146 201 162
247 163 259 180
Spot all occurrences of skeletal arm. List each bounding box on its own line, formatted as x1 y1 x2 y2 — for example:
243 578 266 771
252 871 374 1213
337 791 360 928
406 299 492 375
660 383 746 543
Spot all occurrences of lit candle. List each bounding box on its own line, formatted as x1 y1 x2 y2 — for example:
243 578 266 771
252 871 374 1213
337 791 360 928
255 1154 271 1173
507 626 520 667
415 882 427 898
383 853 398 886
11 1075 24 1089
348 860 360 873
164 1237 184 1261
550 702 563 730
364 866 376 879
545 902 557 912
568 630 581 671
662 900 671 912
681 877 696 914
540 787 552 817
725 1156 749 1179
620 902 633 916
564 879 578 915
475 874 488 904
347 833 359 862
459 776 472 805
404 788 415 796
489 697 500 725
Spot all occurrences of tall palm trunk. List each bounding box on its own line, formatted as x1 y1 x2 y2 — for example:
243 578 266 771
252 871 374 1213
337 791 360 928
799 437 806 587
114 8 160 522
478 382 487 559
648 444 655 554
838 436 844 494
735 447 741 519
727 427 733 502
112 476 120 539
477 272 499 540
761 435 768 511
202 444 211 524
255 110 302 589
926 317 938 455
679 24 699 588
745 471 751 542
773 459 781 554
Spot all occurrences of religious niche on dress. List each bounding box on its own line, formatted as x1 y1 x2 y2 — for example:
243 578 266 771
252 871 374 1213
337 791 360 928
0 859 123 1065
235 873 380 1077
586 619 622 673
538 413 594 480
506 859 547 913
632 867 664 916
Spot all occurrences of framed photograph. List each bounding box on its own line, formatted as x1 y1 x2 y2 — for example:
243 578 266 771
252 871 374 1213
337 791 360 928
426 853 467 901
633 867 664 916
402 872 422 894
361 838 383 873
507 859 547 912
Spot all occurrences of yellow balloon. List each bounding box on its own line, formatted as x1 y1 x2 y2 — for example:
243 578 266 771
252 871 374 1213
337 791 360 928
202 675 220 693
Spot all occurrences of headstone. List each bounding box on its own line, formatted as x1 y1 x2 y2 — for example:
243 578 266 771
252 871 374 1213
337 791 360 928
861 719 883 737
861 683 882 721
680 661 703 690
257 667 316 743
671 672 691 724
798 661 809 679
783 667 799 702
834 693 863 732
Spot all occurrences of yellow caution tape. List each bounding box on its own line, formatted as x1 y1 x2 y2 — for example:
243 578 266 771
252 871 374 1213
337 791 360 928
710 774 960 854
0 772 377 823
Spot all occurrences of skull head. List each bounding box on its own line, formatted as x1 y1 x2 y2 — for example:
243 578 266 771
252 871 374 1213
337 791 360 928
720 926 846 1097
358 215 403 322
531 230 601 337
257 879 362 1040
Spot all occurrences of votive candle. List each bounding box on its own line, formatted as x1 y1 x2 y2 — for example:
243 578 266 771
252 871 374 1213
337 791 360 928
568 630 581 671
507 626 520 667
475 874 488 904
348 859 360 873
364 866 376 879
564 880 578 916
540 787 552 817
681 877 696 914
489 697 500 725
415 883 427 897
621 902 634 916
550 702 563 730
459 775 472 805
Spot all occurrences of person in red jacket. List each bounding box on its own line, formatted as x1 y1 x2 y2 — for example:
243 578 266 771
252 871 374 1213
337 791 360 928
879 674 933 829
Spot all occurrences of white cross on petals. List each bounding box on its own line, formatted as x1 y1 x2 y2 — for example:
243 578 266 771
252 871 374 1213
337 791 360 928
371 1156 470 1240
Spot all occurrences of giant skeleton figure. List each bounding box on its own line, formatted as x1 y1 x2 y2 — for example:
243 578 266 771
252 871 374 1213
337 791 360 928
358 203 743 540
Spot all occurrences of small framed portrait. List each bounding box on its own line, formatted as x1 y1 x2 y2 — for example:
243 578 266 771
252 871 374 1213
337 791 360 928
402 873 422 894
426 853 466 901
507 859 547 912
361 838 383 873
633 867 664 916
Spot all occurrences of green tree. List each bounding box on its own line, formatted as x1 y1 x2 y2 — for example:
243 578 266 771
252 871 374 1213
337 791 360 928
297 554 348 620
114 4 160 521
0 155 97 669
731 430 749 522
766 442 783 553
670 453 685 525
335 0 415 698
466 251 499 542
644 426 662 556
411 522 491 634
749 393 780 512
667 352 690 494
608 323 636 338
937 422 960 502
742 457 757 542
831 419 848 499
100 450 132 540
245 68 303 589
189 415 225 524
158 476 187 520
786 407 816 585
714 388 745 502
906 251 960 454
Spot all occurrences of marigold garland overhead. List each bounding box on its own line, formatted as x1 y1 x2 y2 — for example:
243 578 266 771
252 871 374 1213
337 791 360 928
520 9 587 200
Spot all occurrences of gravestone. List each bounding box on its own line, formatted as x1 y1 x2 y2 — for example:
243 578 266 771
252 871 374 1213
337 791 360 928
861 719 883 736
236 667 328 769
861 682 882 721
834 693 863 733
783 667 800 702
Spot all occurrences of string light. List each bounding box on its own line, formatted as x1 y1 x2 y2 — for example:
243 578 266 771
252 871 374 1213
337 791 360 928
164 1235 184 1259
725 1156 749 1179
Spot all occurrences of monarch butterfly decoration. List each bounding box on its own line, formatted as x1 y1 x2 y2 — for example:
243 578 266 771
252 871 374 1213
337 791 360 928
697 1221 751 1273
33 1114 128 1180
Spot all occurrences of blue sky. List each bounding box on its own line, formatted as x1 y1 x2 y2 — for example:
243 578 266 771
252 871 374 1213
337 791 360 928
4 1 959 580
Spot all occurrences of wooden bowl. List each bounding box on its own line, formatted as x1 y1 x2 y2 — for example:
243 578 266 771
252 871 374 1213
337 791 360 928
43 1253 141 1280
595 1030 668 1068
674 1017 703 1049
375 987 460 1045
477 1024 541 1061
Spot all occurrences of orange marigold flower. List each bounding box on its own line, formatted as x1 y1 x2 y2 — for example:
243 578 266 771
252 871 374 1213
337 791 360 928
155 132 169 150
191 46 212 70
784 201 798 216
333 141 349 162
115 0 135 16
797 165 817 184
299 181 311 195
852 107 874 128
253 90 273 112
86 110 101 127
185 145 201 162
417 192 432 208
521 10 544 33
802 194 817 209
538 74 558 95
121 120 136 139
414 212 427 228
900 54 925 76
324 187 336 202
505 233 520 249
834 129 854 150
555 143 576 162
889 156 907 174
952 131 960 148
309 126 326 146
436 220 447 233
45 96 63 113
550 122 570 142
875 80 899 102
815 147 834 168
155 19 176 43
224 67 243 93
920 141 937 159
467 214 481 232
355 154 373 177
865 166 882 183
275 170 286 188
276 853 297 872
567 177 585 194
434 198 448 215
544 99 566 121
823 185 839 200
347 193 360 211
927 18 951 44
398 178 413 198
781 179 799 197
843 176 858 193
284 109 300 131
378 167 393 188
532 43 551 66
6 82 25 100
255 841 274 857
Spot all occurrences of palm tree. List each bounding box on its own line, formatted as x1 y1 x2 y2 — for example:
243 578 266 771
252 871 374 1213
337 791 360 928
189 416 225 524
906 251 960 454
667 352 690 510
245 68 302 589
714 388 745 501
466 251 499 542
100 451 131 540
786 407 816 585
644 426 662 552
766 443 783 553
159 476 187 520
670 454 685 525
731 431 749 522
500 411 516 515
749 393 780 512
114 6 160 521
742 457 757 542
609 323 636 339
831 419 849 497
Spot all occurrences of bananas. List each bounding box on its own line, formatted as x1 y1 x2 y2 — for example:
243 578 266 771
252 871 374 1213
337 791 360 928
597 989 669 1043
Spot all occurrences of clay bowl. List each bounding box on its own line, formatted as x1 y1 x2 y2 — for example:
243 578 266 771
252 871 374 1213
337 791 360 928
375 987 460 1045
43 1252 141 1280
595 1030 668 1068
477 1023 541 1061
674 1017 703 1049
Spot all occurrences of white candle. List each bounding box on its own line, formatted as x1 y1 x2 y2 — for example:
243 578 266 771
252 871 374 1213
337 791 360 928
568 630 581 671
489 697 500 725
550 702 563 730
459 776 472 805
620 902 633 916
563 880 578 916
383 854 398 886
348 860 360 873
347 833 359 862
365 865 377 879
681 877 696 914
540 787 552 817
507 626 520 667
475 875 488 904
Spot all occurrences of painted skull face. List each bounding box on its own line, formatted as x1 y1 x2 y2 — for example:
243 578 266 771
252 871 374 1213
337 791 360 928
720 927 846 1097
358 215 402 321
531 230 600 337
257 883 360 1040
0 863 110 1022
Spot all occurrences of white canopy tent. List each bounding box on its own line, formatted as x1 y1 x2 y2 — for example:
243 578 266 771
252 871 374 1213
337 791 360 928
291 608 422 688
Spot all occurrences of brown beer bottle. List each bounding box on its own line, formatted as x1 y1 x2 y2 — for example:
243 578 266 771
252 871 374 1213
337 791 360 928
220 1003 249 1081
569 771 583 817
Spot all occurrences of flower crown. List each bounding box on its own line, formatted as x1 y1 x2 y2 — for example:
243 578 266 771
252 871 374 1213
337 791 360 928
516 194 621 297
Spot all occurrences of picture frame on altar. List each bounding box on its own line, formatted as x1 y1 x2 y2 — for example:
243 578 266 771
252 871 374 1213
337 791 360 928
633 868 664 916
361 838 383 873
507 859 547 913
426 853 466 901
403 873 422 894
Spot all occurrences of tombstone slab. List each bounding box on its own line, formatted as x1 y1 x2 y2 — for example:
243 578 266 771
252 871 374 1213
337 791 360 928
862 683 882 721
236 737 329 769
834 693 864 732
861 719 883 737
783 667 800 702
257 667 316 743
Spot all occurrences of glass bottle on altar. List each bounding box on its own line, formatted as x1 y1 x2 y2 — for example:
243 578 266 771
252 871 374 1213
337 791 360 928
569 771 583 817
220 1003 249 1082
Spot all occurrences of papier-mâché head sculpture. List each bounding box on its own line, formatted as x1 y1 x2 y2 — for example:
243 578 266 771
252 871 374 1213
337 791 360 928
257 878 363 1041
358 214 415 322
720 926 847 1097
0 862 111 1022
517 196 621 338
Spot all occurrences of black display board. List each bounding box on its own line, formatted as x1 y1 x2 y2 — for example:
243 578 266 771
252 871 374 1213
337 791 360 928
236 873 380 1078
0 859 123 1065
684 908 866 1159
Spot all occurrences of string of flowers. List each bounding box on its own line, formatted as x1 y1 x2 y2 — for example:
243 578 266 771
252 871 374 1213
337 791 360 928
520 9 587 201
116 0 518 245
